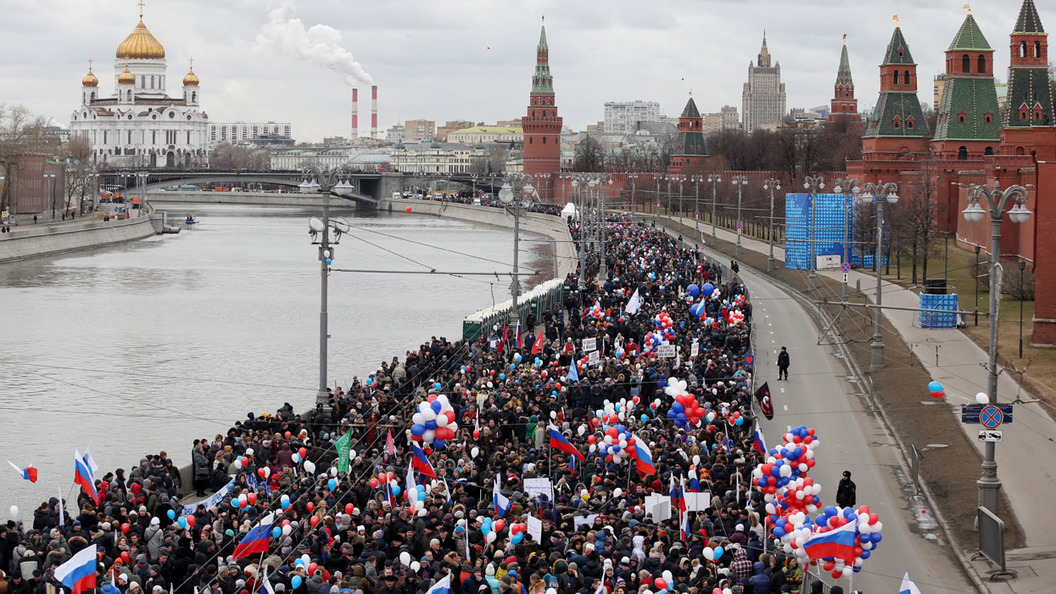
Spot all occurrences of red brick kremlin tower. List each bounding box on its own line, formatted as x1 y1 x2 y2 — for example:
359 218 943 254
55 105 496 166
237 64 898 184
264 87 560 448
828 34 859 123
522 18 562 199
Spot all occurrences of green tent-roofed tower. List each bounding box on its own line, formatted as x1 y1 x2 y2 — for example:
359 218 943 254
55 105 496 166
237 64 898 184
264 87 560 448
932 8 1001 159
829 35 859 122
1004 0 1053 128
667 94 709 174
864 22 929 139
522 17 562 184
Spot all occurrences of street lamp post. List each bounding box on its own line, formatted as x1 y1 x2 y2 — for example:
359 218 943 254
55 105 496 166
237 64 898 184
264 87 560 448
676 176 685 224
975 244 982 326
763 177 781 272
304 166 351 412
962 180 1032 515
707 174 721 239
628 174 638 214
803 175 826 290
136 172 149 217
571 178 586 277
731 176 748 256
500 173 537 329
944 231 951 285
690 175 703 235
854 181 900 372
655 174 662 214
834 178 859 301
1019 260 1026 359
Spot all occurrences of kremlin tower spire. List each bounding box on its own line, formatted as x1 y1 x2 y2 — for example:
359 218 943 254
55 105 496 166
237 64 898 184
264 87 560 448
828 35 859 123
522 17 562 190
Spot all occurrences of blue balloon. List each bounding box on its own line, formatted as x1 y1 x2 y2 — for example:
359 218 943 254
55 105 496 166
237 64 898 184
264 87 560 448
687 283 700 297
177 517 187 529
325 258 332 266
328 478 338 491
430 400 442 414
735 416 744 426
425 419 437 430
928 381 943 393
167 509 176 520
230 498 240 507
280 500 289 509
272 527 282 539
434 382 442 391
411 424 426 437
641 414 649 423
291 576 303 589
511 532 524 544
702 283 715 297
872 533 883 543
510 363 517 370
500 373 506 380
434 439 445 449
391 485 401 496
713 545 724 559
671 402 684 413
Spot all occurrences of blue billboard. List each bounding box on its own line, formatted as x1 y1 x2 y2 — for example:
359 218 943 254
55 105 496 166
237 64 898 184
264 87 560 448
785 193 852 270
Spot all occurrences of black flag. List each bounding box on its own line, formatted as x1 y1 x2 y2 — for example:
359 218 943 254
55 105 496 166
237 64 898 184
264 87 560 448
755 382 774 420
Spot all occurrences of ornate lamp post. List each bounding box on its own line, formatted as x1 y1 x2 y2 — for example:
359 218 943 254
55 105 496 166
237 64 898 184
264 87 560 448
44 172 56 221
834 178 859 301
731 176 748 256
500 173 537 327
627 173 638 214
707 174 721 239
803 175 826 290
763 177 781 272
854 181 900 372
690 174 704 235
304 166 351 411
962 181 1032 515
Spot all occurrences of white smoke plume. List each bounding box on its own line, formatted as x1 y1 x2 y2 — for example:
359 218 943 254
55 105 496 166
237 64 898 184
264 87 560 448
257 2 374 87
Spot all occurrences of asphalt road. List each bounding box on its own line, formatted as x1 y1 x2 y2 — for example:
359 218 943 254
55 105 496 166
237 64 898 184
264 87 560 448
673 230 975 593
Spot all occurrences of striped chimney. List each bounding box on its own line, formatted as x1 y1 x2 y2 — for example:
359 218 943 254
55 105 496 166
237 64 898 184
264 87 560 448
371 85 378 139
350 88 359 140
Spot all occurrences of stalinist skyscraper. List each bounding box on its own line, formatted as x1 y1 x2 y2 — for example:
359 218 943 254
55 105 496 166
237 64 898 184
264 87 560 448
741 33 787 131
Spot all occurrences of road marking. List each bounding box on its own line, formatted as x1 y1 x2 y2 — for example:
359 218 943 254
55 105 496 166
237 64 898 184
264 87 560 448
783 405 788 411
780 388 785 394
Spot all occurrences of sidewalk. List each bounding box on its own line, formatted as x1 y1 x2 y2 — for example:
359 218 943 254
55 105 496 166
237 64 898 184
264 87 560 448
652 214 1056 592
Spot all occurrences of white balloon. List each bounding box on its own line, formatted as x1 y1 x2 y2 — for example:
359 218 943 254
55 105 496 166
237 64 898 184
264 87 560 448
550 411 557 420
976 392 989 404
436 414 449 427
412 413 425 426
304 461 316 473
232 460 242 470
330 466 338 476
9 506 18 518
282 525 292 535
471 447 480 458
613 488 623 498
400 552 412 566
577 425 587 436
662 571 673 584
703 548 714 561
246 448 255 457
410 562 420 572
486 532 497 543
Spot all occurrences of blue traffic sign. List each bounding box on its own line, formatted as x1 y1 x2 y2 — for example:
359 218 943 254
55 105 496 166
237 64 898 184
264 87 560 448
841 262 851 273
962 404 1013 424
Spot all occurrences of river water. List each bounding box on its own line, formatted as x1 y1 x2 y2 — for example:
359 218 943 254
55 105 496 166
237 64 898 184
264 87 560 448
0 204 546 520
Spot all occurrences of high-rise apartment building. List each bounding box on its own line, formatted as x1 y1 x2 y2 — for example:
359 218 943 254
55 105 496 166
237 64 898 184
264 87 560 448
603 100 661 134
404 120 436 141
741 34 787 131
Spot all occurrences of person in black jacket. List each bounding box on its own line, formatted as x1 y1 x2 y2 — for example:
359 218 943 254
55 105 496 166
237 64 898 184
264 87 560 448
836 471 857 508
777 347 790 381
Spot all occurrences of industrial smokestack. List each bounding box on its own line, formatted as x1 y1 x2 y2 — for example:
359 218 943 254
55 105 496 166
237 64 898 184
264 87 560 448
371 85 378 140
351 88 359 140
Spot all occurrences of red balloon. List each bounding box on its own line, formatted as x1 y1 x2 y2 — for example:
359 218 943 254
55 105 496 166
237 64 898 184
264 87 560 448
285 431 292 439
121 523 130 533
473 430 480 439
308 563 318 575
120 551 130 563
258 468 267 479
247 493 257 505
445 410 456 424
587 436 596 445
654 579 667 590
186 516 196 528
370 478 379 489
406 207 412 213
493 519 505 532
309 516 320 527
345 503 355 514
306 502 315 513
299 447 308 458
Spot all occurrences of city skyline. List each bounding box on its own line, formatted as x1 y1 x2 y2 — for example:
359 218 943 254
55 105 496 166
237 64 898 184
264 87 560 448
1 0 1051 143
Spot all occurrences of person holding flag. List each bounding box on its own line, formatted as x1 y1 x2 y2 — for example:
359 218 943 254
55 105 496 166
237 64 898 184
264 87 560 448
411 445 438 480
74 449 100 505
548 426 584 461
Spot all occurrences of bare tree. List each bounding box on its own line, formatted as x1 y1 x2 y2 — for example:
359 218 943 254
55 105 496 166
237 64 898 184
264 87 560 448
572 136 604 172
209 143 271 170
0 104 55 210
892 159 945 284
470 145 509 174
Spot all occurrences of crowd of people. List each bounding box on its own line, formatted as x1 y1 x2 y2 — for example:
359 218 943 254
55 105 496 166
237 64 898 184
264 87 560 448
3 219 820 594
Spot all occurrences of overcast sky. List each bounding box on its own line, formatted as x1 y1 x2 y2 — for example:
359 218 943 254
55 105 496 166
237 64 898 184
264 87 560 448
1 0 1050 143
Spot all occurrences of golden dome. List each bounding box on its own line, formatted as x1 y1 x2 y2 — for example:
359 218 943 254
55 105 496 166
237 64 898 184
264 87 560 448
82 68 99 87
118 66 135 85
115 19 166 60
182 67 199 87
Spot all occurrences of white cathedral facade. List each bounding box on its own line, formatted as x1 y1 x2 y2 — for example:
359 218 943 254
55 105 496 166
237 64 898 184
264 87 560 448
70 8 209 169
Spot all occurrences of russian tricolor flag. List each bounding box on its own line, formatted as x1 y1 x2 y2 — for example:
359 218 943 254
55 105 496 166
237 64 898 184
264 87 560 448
803 517 858 564
492 475 511 517
629 434 656 476
233 514 274 559
669 476 686 514
54 544 97 594
74 450 100 505
548 427 585 461
752 429 767 456
8 460 37 483
411 445 437 480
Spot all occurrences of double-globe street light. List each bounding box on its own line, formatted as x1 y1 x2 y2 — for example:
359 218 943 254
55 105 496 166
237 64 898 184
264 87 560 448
304 166 352 411
962 181 1032 516
731 176 748 256
500 173 539 329
690 175 704 236
763 177 781 272
853 181 899 372
803 175 826 291
707 174 721 239
834 177 859 302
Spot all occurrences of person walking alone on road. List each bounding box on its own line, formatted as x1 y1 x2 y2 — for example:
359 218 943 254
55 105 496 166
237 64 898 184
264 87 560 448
777 346 790 380
836 470 857 508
